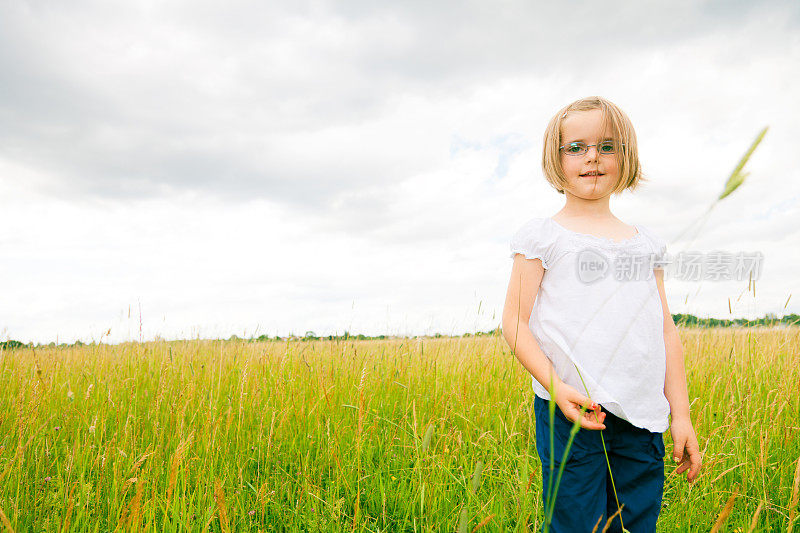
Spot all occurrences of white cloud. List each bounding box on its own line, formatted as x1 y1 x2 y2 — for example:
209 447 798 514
1 0 798 343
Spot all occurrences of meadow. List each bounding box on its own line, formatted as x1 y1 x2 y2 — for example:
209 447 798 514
0 328 798 531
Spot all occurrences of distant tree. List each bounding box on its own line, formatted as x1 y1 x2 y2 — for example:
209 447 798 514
782 314 800 326
0 340 24 350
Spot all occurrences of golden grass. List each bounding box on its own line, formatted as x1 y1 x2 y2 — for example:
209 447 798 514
746 500 763 533
788 455 800 533
709 489 737 533
213 478 230 533
0 328 796 530
0 505 14 533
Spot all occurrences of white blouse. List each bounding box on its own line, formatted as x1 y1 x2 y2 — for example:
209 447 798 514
509 217 671 432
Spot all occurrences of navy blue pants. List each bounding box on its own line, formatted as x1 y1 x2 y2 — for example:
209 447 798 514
533 395 665 533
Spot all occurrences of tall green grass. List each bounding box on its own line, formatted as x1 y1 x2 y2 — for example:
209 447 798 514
0 328 798 531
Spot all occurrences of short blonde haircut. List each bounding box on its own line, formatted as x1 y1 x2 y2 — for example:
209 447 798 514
542 96 646 195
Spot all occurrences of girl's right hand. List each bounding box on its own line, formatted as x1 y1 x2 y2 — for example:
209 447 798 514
552 383 607 430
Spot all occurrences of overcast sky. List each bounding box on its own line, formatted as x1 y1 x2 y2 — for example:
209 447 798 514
2 0 798 345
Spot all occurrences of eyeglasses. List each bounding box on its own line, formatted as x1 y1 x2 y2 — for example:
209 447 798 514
559 141 625 156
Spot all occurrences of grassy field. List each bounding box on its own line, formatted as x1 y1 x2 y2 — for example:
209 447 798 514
1 328 798 531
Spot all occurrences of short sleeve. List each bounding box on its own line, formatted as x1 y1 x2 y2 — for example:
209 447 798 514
654 233 667 256
637 224 668 269
509 218 555 269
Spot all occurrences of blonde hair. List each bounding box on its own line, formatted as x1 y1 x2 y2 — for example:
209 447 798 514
542 96 646 195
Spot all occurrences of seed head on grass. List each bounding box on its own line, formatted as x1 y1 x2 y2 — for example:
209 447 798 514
421 423 434 452
717 126 767 201
471 461 483 494
746 501 764 533
457 507 469 533
0 505 14 533
787 456 800 533
122 477 144 530
471 513 495 531
599 503 625 533
129 445 155 476
590 513 602 533
214 478 230 533
710 489 738 533
166 431 194 505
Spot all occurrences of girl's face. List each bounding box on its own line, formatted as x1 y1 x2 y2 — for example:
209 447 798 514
559 109 620 199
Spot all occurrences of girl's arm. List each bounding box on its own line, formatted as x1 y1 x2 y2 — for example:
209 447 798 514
502 255 605 430
654 269 702 482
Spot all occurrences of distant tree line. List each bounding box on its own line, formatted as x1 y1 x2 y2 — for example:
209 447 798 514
671 312 799 328
2 313 798 350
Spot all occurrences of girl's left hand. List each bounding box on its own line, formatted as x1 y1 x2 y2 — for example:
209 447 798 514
669 417 702 483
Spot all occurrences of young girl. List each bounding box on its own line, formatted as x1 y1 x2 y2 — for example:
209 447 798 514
502 96 701 532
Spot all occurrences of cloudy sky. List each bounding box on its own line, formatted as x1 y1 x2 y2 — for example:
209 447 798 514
2 0 798 345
